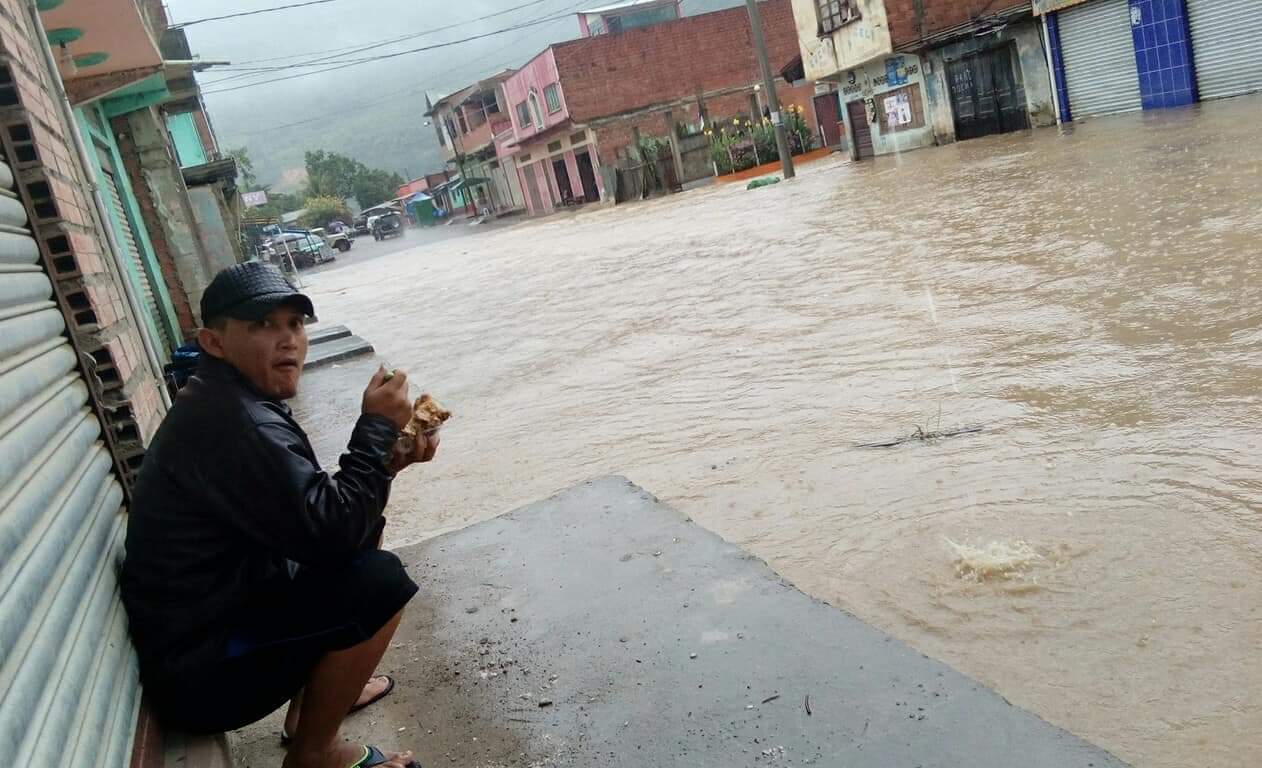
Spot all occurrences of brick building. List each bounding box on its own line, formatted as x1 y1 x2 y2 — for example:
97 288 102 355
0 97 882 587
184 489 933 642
790 0 1055 159
425 73 527 217
495 0 819 215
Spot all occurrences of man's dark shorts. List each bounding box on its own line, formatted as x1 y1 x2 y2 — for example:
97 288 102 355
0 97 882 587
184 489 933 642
146 550 418 733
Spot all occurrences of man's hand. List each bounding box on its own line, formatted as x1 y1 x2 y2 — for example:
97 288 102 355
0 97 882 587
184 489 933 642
388 429 440 474
362 366 413 429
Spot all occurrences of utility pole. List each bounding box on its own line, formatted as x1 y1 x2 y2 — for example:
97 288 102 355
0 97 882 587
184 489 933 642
745 0 794 179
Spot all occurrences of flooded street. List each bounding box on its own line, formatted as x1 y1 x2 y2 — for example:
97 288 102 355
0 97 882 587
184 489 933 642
295 96 1261 768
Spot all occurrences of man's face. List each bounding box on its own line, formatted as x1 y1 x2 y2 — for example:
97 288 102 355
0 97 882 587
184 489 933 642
198 305 309 399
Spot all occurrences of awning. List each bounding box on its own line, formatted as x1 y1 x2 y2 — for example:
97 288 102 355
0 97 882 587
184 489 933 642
182 157 237 187
780 55 805 85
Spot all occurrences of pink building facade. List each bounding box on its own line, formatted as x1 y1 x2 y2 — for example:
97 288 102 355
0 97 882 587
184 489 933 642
498 49 606 216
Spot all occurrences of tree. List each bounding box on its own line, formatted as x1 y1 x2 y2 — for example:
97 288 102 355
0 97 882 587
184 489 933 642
303 150 363 200
352 168 404 209
226 146 258 190
304 149 405 209
300 195 352 229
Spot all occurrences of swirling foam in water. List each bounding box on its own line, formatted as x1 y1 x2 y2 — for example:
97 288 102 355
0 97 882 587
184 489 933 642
946 539 1041 582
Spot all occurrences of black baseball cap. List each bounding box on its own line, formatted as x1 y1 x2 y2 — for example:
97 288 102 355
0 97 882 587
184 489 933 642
200 261 315 325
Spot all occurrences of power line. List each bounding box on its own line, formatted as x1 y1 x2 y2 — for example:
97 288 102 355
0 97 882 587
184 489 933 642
172 0 342 28
216 0 591 140
206 0 554 76
200 9 579 95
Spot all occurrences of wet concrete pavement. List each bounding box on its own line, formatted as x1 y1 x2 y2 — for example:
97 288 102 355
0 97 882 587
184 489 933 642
234 477 1125 767
280 96 1261 767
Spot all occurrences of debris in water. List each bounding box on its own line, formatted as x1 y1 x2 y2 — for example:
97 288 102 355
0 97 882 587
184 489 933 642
746 176 781 190
538 698 553 708
761 694 780 704
856 424 982 449
804 695 812 716
946 538 1041 582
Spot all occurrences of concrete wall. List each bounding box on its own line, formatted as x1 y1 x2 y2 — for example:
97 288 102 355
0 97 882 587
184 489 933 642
921 20 1057 143
185 186 238 311
837 52 936 156
111 106 204 337
791 0 892 80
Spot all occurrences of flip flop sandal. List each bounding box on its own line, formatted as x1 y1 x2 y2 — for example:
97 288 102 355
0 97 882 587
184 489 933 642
350 675 396 713
351 744 421 768
281 676 397 744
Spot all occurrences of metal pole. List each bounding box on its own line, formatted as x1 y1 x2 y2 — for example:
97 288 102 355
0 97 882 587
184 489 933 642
745 0 794 179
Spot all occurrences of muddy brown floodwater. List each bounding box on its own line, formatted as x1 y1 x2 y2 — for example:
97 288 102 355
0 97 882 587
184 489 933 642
294 96 1261 768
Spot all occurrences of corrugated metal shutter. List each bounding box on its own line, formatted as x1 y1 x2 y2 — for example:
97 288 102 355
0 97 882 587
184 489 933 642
1187 0 1262 101
94 144 171 353
0 156 137 765
1059 0 1142 118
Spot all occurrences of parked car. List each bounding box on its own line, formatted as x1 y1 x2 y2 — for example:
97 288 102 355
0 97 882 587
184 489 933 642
266 232 335 268
310 226 352 253
371 212 403 240
352 215 370 236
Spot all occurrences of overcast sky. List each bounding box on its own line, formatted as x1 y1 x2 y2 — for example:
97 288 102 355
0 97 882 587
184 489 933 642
169 0 594 137
165 0 739 185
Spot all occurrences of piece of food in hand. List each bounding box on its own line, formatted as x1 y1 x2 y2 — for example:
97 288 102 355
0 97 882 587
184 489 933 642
397 394 451 454
381 368 398 382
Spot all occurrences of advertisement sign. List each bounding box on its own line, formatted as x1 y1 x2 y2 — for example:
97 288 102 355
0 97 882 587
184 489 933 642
884 92 912 126
241 190 268 207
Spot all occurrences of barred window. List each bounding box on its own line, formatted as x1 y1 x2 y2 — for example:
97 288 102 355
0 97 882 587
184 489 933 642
544 83 562 113
817 0 859 35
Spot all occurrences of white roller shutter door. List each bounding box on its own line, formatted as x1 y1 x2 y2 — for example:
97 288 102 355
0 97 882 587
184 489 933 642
94 144 171 353
1059 0 1142 118
0 152 137 767
1187 0 1262 101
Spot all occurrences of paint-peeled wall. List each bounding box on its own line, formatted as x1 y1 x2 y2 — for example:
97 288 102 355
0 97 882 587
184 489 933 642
791 0 892 81
838 53 936 156
921 21 1057 142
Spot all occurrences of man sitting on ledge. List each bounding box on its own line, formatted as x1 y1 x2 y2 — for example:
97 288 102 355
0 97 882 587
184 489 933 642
122 262 435 768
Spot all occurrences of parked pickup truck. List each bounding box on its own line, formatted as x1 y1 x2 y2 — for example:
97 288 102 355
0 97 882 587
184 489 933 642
310 227 352 252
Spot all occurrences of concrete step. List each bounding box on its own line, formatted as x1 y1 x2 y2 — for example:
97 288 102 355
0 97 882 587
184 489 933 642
394 477 1127 768
303 333 373 369
307 324 352 346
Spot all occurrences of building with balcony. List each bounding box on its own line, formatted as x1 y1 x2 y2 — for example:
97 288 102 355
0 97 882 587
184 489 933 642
426 72 526 217
789 0 1056 159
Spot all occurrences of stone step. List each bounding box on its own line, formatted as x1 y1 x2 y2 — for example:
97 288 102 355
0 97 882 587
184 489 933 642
307 324 352 346
303 334 374 369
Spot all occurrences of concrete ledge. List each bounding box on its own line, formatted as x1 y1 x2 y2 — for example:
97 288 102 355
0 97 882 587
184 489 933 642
407 477 1125 766
306 324 352 346
303 334 373 369
234 476 1126 766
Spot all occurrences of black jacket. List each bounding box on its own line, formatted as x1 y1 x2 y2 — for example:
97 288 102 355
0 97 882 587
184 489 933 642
121 355 399 676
